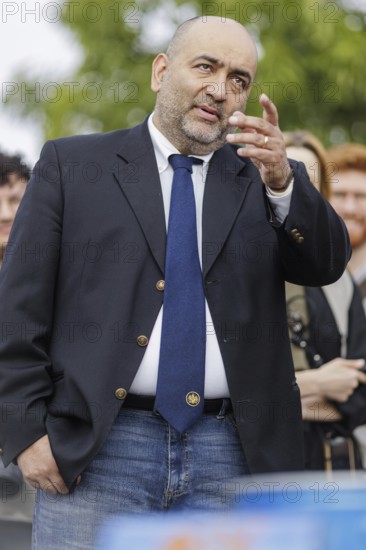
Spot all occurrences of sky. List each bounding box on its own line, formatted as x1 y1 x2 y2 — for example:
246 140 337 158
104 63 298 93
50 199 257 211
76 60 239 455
0 0 193 166
0 0 83 166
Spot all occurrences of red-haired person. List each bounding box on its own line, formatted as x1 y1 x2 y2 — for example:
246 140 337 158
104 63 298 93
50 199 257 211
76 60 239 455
328 143 366 309
285 132 366 470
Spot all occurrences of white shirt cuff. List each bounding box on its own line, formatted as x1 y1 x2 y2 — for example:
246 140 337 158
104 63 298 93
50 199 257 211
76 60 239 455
265 181 294 223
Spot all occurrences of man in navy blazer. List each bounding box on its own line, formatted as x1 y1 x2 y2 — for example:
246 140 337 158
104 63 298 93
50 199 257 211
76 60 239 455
0 15 350 547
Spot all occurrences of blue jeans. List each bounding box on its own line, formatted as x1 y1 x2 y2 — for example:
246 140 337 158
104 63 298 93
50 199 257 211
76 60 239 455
32 406 249 549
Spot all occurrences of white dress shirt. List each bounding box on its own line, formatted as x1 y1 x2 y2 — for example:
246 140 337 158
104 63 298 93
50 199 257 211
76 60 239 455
129 115 292 397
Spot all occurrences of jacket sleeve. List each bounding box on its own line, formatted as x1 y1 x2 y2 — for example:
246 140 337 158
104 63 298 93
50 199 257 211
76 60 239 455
272 160 351 287
0 141 63 465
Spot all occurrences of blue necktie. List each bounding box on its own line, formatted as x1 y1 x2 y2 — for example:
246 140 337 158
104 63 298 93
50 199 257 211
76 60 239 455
154 154 206 433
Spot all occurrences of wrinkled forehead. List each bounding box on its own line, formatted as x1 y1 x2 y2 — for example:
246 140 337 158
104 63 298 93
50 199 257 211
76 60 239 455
175 19 257 76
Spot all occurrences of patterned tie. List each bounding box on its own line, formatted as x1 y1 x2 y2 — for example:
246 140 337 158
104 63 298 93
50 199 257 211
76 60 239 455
154 154 206 433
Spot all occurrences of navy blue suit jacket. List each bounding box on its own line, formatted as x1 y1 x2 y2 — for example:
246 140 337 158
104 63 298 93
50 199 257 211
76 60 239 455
0 119 351 485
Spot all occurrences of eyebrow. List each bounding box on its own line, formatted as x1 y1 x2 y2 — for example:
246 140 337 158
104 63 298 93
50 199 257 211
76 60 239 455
191 54 253 84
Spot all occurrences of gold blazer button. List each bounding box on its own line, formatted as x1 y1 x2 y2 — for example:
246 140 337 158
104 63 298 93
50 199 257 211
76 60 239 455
156 280 165 291
137 335 149 347
115 388 127 400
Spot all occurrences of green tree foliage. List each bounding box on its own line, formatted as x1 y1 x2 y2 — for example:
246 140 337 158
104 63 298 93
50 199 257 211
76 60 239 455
6 0 366 144
238 0 366 144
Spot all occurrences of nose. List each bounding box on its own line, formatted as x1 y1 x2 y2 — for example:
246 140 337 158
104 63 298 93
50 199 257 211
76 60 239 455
0 199 14 222
204 78 227 102
343 193 358 215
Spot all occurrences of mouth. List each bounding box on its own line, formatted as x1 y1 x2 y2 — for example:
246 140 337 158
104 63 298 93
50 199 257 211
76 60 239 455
195 104 220 122
344 218 363 229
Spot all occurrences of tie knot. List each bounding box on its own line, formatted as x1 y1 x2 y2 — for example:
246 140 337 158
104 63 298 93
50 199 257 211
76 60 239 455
169 154 202 173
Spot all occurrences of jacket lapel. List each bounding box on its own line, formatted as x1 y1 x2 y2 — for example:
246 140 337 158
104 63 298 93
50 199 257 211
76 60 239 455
113 121 252 277
202 146 252 277
113 120 167 274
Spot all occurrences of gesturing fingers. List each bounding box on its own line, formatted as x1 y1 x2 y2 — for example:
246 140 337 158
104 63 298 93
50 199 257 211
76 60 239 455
260 93 279 127
227 112 277 140
226 95 291 189
227 94 279 137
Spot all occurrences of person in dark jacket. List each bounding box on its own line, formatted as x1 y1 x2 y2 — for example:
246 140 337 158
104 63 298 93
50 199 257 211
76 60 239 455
0 18 351 549
0 151 29 496
285 131 366 470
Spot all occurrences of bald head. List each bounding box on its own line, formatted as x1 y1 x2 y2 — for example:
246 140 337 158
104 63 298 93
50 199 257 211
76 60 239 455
151 16 258 155
167 16 257 68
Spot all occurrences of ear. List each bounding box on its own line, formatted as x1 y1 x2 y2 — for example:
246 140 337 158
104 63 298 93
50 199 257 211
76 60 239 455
151 53 169 93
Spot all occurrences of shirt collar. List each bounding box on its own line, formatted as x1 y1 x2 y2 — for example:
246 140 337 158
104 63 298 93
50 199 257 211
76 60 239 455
148 113 214 174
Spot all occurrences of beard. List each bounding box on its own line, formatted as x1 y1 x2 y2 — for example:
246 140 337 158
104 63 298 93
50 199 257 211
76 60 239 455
344 220 366 249
154 84 241 155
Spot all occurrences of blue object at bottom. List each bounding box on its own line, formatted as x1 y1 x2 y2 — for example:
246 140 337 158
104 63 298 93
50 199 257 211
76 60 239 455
96 472 366 550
